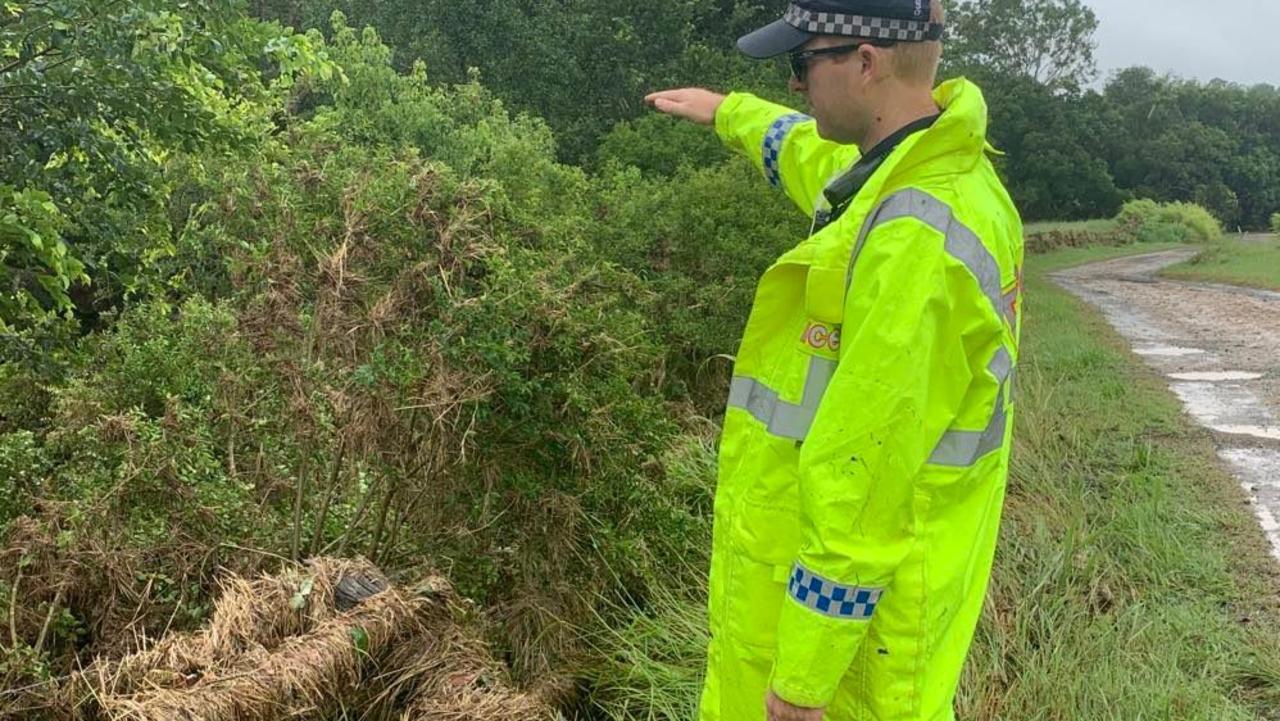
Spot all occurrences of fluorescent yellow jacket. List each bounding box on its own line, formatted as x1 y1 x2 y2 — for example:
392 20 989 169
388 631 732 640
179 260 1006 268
700 78 1023 721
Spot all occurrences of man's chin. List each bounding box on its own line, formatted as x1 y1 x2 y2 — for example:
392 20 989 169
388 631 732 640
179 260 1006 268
813 120 852 145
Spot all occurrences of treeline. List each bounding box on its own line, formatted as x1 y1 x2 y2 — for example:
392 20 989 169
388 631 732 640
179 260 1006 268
254 0 1280 229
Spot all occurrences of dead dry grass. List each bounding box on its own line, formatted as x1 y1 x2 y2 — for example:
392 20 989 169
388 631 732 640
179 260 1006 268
46 557 555 721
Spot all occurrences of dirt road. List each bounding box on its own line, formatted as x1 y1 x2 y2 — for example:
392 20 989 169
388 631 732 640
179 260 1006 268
1051 249 1280 560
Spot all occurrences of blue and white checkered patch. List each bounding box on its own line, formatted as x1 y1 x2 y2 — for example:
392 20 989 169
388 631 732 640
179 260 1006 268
788 563 883 620
762 113 810 189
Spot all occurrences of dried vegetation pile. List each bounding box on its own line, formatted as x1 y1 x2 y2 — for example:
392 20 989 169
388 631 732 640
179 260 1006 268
10 558 554 721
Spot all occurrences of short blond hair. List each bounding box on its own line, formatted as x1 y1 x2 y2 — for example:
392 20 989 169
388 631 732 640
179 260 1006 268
889 0 945 85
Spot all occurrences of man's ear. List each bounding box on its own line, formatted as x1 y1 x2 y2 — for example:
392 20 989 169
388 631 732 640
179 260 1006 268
857 44 888 81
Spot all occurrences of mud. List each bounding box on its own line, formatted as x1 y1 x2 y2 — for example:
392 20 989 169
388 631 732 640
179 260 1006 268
1051 249 1280 559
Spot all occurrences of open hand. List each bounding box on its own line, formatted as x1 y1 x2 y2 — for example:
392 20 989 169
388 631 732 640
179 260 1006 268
644 88 726 126
766 690 825 721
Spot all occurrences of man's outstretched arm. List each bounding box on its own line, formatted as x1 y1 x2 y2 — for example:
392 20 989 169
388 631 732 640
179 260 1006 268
646 88 858 218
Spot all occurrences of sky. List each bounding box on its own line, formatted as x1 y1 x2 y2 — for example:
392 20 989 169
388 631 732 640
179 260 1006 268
1089 0 1280 87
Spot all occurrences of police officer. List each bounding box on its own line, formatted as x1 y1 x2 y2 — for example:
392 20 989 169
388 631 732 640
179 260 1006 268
646 1 1024 719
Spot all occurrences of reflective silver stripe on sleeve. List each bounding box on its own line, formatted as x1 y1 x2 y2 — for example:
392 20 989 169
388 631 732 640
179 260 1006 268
762 113 811 189
857 188 1004 317
788 563 883 620
727 355 836 441
928 347 1013 467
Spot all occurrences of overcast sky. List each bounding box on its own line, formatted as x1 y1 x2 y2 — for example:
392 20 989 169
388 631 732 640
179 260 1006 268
1090 0 1280 87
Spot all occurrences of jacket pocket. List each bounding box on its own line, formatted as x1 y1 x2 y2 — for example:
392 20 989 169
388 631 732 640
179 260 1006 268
723 551 792 649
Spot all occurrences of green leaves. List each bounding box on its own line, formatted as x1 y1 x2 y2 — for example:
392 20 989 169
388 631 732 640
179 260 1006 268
0 0 343 331
0 185 84 329
290 576 316 610
349 626 369 654
946 0 1100 89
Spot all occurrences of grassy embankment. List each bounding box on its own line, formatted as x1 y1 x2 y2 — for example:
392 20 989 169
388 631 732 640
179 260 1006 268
1161 234 1280 291
585 241 1280 720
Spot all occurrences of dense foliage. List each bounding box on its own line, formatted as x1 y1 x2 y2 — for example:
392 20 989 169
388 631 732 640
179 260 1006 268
0 0 1271 717
0 9 788 704
253 0 1280 229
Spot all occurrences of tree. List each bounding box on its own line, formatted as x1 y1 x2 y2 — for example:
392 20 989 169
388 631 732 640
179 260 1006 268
945 0 1099 89
0 0 331 329
253 0 781 162
980 74 1124 220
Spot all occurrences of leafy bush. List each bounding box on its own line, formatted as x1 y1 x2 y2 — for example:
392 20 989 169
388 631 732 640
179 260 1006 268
593 162 804 407
0 187 83 331
1271 212 1280 235
1114 199 1222 244
580 433 714 721
0 1 334 330
595 113 730 176
1159 201 1224 242
3 28 719 678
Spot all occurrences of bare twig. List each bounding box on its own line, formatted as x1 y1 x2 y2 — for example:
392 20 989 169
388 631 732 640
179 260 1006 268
330 473 378 558
8 564 22 650
368 484 396 562
32 585 64 656
309 438 347 556
0 46 57 76
290 442 312 561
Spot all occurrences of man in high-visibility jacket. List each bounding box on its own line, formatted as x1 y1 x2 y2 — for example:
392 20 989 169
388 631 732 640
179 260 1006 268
645 1 1023 719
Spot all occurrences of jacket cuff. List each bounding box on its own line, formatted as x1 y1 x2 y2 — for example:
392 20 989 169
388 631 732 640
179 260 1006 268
713 91 752 145
770 581 874 707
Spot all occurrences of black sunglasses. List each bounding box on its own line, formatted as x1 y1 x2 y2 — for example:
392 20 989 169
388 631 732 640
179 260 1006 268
788 40 896 82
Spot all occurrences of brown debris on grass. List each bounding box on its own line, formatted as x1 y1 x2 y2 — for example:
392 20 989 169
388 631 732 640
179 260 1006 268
59 557 555 721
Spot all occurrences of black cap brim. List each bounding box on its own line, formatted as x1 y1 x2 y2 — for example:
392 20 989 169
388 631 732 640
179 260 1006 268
737 18 812 59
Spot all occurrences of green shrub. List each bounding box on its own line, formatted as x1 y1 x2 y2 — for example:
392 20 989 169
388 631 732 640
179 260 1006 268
172 138 686 674
0 20 718 683
1270 212 1280 235
1158 201 1223 242
593 161 804 409
1114 199 1222 244
580 433 714 721
595 113 730 177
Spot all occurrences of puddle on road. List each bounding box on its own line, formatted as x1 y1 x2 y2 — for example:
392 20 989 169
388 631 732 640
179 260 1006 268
1213 425 1280 441
1170 382 1280 441
1168 371 1266 382
1220 448 1280 561
1133 345 1206 357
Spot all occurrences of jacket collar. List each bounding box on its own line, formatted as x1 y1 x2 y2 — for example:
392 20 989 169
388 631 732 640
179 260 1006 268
885 77 991 181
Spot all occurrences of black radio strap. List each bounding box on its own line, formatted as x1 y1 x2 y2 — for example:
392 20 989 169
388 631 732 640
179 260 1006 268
814 112 940 232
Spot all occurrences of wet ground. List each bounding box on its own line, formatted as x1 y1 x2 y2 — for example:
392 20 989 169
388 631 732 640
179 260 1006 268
1051 249 1280 560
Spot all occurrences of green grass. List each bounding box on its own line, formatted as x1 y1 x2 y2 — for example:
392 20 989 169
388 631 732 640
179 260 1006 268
958 244 1280 718
582 242 1280 720
1160 235 1280 291
1024 219 1117 236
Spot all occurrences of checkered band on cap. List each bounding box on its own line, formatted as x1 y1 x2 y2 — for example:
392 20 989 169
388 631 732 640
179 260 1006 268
784 3 940 41
787 563 884 620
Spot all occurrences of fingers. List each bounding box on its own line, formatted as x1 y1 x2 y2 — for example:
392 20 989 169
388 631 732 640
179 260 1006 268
644 89 687 109
644 88 722 125
765 691 825 721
